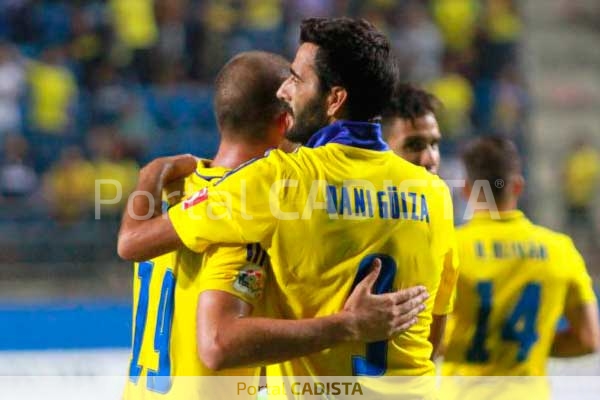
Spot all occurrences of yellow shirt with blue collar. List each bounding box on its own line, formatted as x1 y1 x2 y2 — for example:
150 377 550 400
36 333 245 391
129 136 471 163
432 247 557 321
169 121 458 381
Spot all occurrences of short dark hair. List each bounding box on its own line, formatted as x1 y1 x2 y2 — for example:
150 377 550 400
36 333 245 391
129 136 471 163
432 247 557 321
462 136 522 201
214 51 289 140
382 83 441 128
299 17 397 121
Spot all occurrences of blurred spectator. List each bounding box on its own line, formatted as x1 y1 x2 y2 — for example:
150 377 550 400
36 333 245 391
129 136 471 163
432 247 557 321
109 0 158 83
431 0 480 53
231 0 284 54
479 0 522 79
391 1 443 83
0 134 37 201
155 0 188 65
563 137 600 249
491 65 529 143
90 61 129 124
427 55 474 138
0 41 25 136
117 95 159 162
87 125 139 220
27 45 77 135
42 145 95 225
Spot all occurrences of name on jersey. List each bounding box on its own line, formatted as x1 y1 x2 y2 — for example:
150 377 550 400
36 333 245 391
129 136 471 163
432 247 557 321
325 185 430 222
475 240 548 260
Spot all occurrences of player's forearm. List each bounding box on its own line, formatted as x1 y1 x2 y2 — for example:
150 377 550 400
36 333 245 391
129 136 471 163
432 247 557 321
118 157 192 261
428 314 447 360
551 329 600 357
199 313 356 371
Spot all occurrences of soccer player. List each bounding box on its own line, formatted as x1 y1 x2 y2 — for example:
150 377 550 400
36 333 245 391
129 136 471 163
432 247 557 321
382 84 450 360
382 83 442 175
442 137 599 394
122 51 427 399
119 17 457 392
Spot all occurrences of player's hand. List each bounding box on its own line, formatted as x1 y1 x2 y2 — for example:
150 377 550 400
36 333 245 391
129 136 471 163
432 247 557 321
342 258 429 342
141 154 198 186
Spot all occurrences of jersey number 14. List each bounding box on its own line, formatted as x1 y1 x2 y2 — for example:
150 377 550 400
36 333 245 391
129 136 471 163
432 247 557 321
467 281 541 363
129 261 175 393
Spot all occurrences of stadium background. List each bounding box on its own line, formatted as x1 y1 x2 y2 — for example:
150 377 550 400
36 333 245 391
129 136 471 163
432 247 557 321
0 0 598 394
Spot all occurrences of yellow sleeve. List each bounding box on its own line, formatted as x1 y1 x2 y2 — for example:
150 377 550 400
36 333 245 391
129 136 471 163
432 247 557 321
168 154 282 253
198 243 269 308
564 238 597 309
432 180 459 315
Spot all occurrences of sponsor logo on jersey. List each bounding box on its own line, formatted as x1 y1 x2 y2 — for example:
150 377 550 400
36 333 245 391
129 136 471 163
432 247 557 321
233 265 264 299
182 188 208 210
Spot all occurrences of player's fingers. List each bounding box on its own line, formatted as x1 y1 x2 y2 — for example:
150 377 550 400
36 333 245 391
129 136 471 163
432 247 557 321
392 317 418 334
396 293 429 315
394 301 426 323
357 258 381 293
169 154 198 180
391 286 428 305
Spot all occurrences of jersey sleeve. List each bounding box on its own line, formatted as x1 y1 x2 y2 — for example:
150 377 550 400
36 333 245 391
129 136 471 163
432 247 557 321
431 180 460 315
198 243 269 308
564 238 597 309
168 153 283 253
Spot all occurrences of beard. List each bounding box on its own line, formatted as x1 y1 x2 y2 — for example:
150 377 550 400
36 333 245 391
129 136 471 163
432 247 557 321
284 93 329 145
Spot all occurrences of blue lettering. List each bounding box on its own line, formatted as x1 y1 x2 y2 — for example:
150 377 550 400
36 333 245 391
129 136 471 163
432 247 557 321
539 245 547 261
493 242 503 259
420 194 430 223
389 187 400 219
475 241 485 258
408 192 419 221
354 188 366 216
400 192 408 219
327 185 338 214
366 190 374 217
377 191 388 219
340 187 352 216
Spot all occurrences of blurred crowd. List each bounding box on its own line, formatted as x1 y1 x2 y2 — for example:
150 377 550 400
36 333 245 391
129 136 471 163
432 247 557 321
0 0 527 226
0 0 543 265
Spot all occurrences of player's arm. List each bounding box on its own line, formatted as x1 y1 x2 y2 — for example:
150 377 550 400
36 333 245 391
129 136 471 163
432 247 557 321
119 152 278 261
429 314 447 360
551 241 600 357
551 302 600 357
428 181 459 360
198 259 429 370
118 155 196 261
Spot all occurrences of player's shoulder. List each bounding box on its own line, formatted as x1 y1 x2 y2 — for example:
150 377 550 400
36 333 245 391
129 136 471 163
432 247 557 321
528 223 577 251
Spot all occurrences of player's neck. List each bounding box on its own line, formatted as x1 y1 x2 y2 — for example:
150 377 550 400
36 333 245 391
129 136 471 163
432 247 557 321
495 198 518 212
211 140 272 169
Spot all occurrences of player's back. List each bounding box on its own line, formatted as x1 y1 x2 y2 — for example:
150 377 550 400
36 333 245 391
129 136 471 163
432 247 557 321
262 142 456 378
123 163 261 400
443 210 592 376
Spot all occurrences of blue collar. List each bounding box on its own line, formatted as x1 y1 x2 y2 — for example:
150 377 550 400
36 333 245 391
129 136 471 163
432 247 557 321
304 120 389 151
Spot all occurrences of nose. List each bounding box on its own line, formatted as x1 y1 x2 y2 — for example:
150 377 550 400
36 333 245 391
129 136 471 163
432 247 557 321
277 77 292 102
420 147 436 172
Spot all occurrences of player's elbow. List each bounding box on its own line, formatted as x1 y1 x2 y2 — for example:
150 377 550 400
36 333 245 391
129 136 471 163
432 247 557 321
578 328 600 354
198 338 229 371
117 232 145 262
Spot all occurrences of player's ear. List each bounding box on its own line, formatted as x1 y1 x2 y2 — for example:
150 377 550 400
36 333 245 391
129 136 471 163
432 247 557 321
275 111 291 137
326 86 348 119
511 174 525 197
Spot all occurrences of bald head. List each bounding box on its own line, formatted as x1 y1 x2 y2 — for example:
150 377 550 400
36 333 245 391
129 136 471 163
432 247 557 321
214 51 290 141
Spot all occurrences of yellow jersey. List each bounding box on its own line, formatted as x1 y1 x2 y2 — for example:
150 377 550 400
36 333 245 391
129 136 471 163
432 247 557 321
123 161 268 400
443 210 597 376
168 121 458 380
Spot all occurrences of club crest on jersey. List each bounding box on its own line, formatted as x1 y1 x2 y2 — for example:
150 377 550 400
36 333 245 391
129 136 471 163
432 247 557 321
182 188 208 210
233 265 264 299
